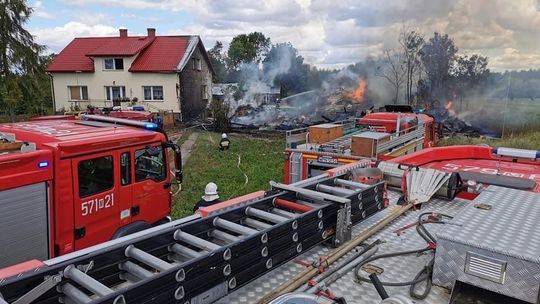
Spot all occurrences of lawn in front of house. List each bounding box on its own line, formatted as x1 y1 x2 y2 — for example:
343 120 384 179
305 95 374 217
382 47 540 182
172 132 285 218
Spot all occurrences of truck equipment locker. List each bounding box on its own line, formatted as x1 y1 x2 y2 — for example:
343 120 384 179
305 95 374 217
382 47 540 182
0 182 50 268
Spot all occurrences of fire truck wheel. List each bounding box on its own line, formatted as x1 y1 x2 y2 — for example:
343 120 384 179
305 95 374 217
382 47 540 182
112 221 151 239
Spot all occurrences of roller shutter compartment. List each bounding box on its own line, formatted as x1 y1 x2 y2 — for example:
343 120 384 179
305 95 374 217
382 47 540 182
0 182 49 268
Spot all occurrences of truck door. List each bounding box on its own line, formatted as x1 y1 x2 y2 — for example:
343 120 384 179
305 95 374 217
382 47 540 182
72 152 120 250
131 144 170 224
118 150 134 226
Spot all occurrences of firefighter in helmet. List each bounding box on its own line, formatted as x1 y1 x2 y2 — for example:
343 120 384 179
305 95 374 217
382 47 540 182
219 133 230 151
193 182 221 212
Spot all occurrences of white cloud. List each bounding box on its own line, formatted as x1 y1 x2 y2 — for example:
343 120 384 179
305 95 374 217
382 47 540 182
31 1 54 19
33 0 540 70
31 22 118 53
490 48 540 71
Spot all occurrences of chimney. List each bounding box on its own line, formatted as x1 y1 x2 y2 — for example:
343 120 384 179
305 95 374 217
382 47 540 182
147 28 156 37
119 28 128 38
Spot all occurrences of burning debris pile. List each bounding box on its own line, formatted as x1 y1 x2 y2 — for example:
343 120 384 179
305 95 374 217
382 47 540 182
427 101 497 137
230 76 374 130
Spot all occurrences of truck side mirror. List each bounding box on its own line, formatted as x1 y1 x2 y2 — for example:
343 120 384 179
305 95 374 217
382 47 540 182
173 146 183 183
163 141 183 183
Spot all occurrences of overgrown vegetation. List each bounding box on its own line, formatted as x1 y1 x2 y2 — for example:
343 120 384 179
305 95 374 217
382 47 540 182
172 132 284 218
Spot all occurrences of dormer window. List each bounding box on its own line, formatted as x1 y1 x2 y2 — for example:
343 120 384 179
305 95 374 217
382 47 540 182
104 58 124 70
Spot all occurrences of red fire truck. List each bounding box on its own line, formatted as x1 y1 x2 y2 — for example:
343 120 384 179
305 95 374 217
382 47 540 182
284 106 436 184
0 115 182 268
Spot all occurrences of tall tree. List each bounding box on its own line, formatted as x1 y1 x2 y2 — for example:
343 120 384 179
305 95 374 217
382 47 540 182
452 54 489 110
420 32 458 102
399 28 424 105
0 0 44 77
263 42 308 96
0 0 48 120
207 41 228 83
227 32 270 69
377 48 406 104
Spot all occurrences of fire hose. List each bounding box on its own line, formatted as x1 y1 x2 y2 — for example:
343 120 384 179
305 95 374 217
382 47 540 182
353 212 453 300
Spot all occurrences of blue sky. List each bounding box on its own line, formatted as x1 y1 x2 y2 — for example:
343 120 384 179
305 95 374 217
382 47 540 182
27 0 540 71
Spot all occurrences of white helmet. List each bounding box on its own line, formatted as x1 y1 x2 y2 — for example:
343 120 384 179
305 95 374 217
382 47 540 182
221 133 228 139
204 182 218 195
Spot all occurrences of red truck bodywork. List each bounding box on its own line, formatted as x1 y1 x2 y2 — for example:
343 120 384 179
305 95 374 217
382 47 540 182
284 112 436 184
389 145 540 193
0 119 173 265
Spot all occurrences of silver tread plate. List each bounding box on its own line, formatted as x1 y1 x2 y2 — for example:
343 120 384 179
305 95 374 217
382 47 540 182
219 190 468 304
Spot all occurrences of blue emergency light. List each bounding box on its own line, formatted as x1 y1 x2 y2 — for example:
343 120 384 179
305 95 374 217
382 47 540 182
38 161 49 168
144 123 158 130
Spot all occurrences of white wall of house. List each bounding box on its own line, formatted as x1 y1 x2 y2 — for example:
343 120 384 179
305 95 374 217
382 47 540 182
51 56 181 113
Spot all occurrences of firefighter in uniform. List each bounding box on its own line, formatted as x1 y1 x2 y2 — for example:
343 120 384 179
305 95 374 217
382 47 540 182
193 182 221 212
219 133 230 151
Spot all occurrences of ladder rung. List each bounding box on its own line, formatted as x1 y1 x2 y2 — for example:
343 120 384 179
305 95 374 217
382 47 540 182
270 208 297 219
316 184 356 197
63 265 114 297
213 217 258 236
245 207 288 224
334 178 370 190
209 229 242 243
125 245 174 272
169 243 205 259
60 283 92 304
174 230 232 261
241 218 272 230
119 261 154 280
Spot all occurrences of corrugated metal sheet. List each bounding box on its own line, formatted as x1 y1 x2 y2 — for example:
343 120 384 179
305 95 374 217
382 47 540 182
0 183 49 268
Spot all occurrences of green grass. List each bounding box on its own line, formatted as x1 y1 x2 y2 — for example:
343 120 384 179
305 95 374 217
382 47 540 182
437 131 540 150
457 98 540 134
172 132 284 218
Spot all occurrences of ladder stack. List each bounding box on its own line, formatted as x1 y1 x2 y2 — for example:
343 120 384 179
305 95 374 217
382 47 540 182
0 171 386 304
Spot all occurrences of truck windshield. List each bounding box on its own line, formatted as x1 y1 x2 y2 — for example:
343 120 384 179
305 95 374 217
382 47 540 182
135 146 166 182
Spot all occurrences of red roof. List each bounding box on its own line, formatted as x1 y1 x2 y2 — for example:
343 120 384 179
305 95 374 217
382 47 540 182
129 36 189 73
86 36 154 56
47 35 196 73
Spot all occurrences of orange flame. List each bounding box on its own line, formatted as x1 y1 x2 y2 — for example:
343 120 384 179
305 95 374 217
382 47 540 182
344 79 367 103
445 100 456 116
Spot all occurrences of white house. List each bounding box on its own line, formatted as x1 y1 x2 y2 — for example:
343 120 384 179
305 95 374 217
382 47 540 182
47 28 214 121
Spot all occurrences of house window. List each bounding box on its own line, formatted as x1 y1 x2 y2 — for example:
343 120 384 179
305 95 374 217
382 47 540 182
191 58 201 71
201 85 208 100
104 58 124 70
143 86 164 101
68 86 88 101
105 86 126 101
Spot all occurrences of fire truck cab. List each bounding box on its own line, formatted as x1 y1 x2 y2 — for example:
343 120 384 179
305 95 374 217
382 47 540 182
0 115 182 268
284 107 436 184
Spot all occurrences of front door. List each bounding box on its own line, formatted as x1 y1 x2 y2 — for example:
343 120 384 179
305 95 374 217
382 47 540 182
131 144 171 224
72 152 120 249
